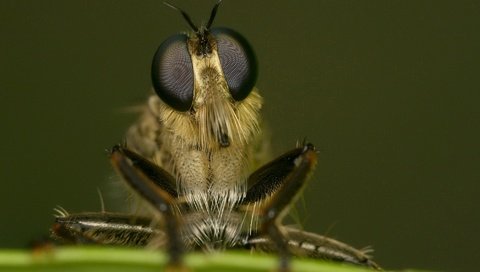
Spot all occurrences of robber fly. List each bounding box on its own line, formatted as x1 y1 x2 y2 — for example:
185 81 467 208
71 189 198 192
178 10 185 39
51 1 380 271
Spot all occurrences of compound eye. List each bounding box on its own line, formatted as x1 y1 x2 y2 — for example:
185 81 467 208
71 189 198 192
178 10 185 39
211 27 257 101
151 34 194 111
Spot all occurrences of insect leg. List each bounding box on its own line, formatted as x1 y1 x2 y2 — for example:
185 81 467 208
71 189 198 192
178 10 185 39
246 227 381 269
115 146 178 198
52 212 160 247
110 145 184 268
243 143 316 204
244 143 317 271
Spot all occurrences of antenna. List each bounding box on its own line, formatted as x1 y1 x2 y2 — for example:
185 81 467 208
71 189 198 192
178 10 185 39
206 0 223 29
163 1 223 31
163 1 199 32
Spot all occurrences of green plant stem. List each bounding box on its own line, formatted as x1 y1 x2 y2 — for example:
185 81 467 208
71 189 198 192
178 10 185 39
0 246 427 272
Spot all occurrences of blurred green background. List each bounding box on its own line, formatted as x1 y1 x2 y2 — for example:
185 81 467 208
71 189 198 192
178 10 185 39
1 1 479 271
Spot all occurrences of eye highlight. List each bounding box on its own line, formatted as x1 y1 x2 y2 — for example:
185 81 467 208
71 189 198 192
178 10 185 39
151 34 194 112
212 27 257 101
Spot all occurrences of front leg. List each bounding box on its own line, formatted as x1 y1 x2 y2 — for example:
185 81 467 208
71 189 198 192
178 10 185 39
244 143 317 271
51 146 186 270
243 143 380 270
109 145 185 269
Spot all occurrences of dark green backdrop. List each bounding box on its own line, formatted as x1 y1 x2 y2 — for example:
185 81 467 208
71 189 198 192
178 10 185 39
1 1 479 271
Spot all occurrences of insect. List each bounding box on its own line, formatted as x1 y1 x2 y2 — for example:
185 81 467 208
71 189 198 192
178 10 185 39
51 1 380 271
